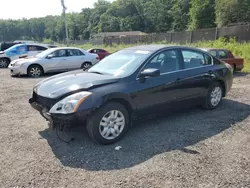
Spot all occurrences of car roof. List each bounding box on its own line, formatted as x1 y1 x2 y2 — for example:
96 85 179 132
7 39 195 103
200 48 230 51
124 44 207 53
50 47 83 50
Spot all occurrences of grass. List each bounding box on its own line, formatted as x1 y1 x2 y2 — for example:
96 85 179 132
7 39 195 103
73 38 250 72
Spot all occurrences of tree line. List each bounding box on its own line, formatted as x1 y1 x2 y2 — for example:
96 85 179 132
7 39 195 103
0 0 250 42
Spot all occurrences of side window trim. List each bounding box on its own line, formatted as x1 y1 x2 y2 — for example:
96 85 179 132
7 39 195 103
180 48 214 70
218 49 229 59
50 49 67 58
136 48 182 79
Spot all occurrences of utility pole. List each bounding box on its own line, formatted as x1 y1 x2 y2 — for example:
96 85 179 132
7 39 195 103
60 0 69 46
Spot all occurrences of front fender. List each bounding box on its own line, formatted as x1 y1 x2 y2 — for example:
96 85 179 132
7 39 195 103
76 92 135 113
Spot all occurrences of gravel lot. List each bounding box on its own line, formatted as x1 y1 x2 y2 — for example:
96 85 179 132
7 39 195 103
0 69 250 188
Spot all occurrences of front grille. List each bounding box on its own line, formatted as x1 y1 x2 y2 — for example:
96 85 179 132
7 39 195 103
32 92 56 109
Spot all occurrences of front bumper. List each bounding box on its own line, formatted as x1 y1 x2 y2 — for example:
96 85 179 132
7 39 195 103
29 98 93 129
8 65 27 75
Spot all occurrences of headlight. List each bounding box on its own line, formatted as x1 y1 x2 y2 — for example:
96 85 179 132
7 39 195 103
49 91 92 114
13 62 26 67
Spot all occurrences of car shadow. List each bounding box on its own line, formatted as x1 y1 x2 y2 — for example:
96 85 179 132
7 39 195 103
39 99 250 171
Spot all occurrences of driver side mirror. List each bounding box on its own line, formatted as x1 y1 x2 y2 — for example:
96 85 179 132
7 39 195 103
139 68 160 78
47 54 54 59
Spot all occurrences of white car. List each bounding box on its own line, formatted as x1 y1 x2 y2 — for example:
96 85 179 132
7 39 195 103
0 43 49 68
8 47 100 77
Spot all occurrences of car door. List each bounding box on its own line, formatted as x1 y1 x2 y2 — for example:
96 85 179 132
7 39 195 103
132 49 183 115
44 49 68 72
5 45 28 60
174 49 214 106
66 49 85 69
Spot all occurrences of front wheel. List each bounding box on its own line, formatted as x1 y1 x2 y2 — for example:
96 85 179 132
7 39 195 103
87 102 130 145
0 58 10 68
27 65 43 77
203 82 223 110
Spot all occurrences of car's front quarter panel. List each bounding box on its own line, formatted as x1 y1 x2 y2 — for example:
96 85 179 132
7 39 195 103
76 81 136 114
8 60 33 75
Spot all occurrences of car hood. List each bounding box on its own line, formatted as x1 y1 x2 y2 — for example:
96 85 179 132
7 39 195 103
35 70 119 98
11 57 38 64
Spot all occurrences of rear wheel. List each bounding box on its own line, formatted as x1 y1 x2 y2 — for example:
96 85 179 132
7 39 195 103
203 82 223 110
233 64 236 73
27 65 43 77
0 58 10 68
87 102 129 145
81 62 92 70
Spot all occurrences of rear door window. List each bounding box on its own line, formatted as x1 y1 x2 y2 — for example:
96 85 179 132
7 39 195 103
218 50 228 59
209 50 217 57
181 50 212 69
27 45 47 51
67 49 84 56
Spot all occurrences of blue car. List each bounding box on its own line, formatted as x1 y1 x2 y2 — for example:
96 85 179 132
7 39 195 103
0 43 49 68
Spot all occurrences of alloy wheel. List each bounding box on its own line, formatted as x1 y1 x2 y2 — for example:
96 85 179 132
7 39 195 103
83 63 91 69
210 86 222 107
30 67 42 77
0 59 8 68
99 110 125 140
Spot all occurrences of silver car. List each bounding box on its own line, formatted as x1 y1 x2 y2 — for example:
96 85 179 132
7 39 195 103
8 47 99 77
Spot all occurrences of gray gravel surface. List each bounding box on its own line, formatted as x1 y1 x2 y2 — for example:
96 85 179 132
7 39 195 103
0 69 250 188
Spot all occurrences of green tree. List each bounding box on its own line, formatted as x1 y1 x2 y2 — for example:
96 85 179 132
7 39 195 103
188 0 216 30
216 0 250 27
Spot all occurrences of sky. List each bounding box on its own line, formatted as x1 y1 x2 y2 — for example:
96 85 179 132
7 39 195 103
0 0 112 20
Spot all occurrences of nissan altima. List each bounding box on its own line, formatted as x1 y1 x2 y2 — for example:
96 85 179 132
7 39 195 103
29 45 233 145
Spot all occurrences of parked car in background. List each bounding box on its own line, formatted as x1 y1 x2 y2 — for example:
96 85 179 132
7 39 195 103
87 48 111 60
201 48 244 72
14 40 36 43
29 45 233 145
0 43 49 68
0 42 21 51
9 47 99 77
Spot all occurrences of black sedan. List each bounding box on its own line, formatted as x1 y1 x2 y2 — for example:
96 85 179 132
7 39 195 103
29 45 233 145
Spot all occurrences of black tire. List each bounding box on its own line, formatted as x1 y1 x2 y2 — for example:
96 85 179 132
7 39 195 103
233 64 236 73
81 62 92 70
0 58 10 68
203 82 223 110
27 65 43 77
87 102 130 145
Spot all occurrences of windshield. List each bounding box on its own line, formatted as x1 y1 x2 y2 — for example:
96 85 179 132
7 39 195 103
88 49 151 77
36 48 56 58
